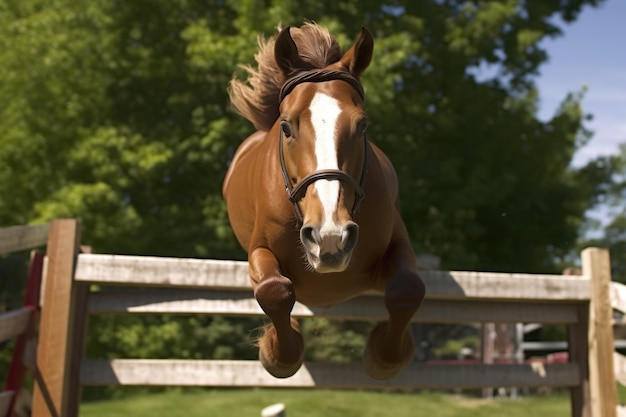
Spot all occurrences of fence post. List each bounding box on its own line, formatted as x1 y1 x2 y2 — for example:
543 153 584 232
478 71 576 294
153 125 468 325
32 219 87 417
567 303 591 417
582 247 617 417
480 322 495 399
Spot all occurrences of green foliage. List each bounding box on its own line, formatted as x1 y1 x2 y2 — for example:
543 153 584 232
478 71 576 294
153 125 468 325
0 0 246 258
0 0 610 265
581 144 626 283
359 2 609 272
86 313 262 360
432 335 478 358
0 0 613 385
0 252 31 379
301 318 373 363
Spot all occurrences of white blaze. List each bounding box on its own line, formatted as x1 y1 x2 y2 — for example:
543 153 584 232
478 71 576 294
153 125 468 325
309 92 342 243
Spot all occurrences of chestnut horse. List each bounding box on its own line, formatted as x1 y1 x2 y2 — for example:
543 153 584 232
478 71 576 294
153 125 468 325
224 23 425 380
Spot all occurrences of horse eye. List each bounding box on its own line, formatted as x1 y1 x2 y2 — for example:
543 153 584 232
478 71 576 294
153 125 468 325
357 119 368 137
280 121 292 138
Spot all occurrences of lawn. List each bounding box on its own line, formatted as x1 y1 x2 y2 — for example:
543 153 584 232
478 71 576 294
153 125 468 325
79 389 572 417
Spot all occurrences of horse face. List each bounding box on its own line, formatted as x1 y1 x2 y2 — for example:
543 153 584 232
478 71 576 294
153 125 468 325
280 82 368 273
275 26 373 273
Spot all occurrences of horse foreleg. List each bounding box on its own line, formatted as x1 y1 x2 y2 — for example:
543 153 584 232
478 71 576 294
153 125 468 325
249 247 304 378
363 242 426 379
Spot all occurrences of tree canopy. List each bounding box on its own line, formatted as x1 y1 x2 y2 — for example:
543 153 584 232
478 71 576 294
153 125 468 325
3 0 620 385
0 0 611 273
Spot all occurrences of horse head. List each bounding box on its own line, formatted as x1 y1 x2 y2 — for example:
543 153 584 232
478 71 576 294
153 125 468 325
274 26 374 273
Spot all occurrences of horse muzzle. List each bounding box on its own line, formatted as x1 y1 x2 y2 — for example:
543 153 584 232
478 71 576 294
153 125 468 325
300 221 359 273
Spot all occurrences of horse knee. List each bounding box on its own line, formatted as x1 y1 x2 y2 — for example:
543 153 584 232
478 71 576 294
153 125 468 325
254 276 296 319
385 271 425 314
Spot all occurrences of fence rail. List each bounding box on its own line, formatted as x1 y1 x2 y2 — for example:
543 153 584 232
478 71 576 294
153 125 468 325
69 241 616 417
0 219 623 417
79 359 580 389
0 308 32 343
74 253 591 300
0 223 49 255
0 223 49 417
85 288 582 324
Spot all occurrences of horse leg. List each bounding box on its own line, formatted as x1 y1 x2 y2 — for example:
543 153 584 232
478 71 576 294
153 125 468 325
250 247 305 378
363 242 425 380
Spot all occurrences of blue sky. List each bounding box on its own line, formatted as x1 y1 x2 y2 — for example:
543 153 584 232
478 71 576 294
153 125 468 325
537 0 626 168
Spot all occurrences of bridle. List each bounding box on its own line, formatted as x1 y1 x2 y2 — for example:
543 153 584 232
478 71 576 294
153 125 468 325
277 70 368 224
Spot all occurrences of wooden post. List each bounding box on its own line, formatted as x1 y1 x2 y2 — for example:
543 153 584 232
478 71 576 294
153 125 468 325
567 304 591 417
511 322 524 399
582 247 617 417
32 219 87 417
480 322 495 399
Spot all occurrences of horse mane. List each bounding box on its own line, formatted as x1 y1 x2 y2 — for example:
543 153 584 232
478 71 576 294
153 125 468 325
228 23 342 131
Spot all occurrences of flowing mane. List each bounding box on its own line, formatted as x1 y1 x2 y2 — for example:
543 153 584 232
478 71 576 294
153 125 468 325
228 23 341 131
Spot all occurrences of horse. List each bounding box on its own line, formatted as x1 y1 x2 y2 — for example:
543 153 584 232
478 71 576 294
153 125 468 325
223 23 425 380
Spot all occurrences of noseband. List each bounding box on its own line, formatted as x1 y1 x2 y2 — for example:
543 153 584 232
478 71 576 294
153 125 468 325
278 70 368 224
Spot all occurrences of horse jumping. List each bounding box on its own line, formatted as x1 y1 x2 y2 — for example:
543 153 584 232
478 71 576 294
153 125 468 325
224 23 425 380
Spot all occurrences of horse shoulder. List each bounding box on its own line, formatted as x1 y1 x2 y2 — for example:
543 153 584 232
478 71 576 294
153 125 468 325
223 130 267 195
362 143 418 290
224 130 276 250
369 143 400 203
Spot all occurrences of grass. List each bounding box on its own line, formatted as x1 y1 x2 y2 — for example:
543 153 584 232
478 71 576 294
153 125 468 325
79 389 573 417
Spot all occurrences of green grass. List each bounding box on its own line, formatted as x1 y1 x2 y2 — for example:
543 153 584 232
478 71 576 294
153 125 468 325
80 389 573 417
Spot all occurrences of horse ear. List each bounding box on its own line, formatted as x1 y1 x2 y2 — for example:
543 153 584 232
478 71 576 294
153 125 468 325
274 26 310 76
340 26 374 78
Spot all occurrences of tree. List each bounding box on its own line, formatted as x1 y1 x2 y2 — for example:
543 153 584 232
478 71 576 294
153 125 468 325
580 144 626 283
1 0 610 269
358 1 609 272
0 0 612 375
0 0 251 258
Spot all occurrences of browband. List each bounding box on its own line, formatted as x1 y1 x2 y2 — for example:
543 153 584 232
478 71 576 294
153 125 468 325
279 70 365 104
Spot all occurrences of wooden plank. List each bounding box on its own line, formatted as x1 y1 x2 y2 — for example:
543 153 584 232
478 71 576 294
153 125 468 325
32 219 82 417
0 223 49 255
0 391 14 417
424 269 590 301
567 304 591 417
614 352 626 387
3 252 43 417
75 254 591 301
583 247 617 417
80 359 580 389
480 323 495 398
86 289 582 324
0 307 32 343
74 254 251 289
611 281 626 315
0 391 13 416
66 283 89 415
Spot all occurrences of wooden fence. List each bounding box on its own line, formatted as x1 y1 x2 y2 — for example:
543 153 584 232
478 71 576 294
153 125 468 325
2 218 626 417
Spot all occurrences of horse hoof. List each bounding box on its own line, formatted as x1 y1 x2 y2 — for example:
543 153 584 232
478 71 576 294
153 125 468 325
259 349 305 378
362 321 414 380
258 320 305 378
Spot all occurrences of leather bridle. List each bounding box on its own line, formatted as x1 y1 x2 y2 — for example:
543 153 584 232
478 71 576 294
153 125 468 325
278 70 368 224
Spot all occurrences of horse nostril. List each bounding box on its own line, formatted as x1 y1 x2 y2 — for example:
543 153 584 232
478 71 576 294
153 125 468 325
300 225 319 247
342 222 359 252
